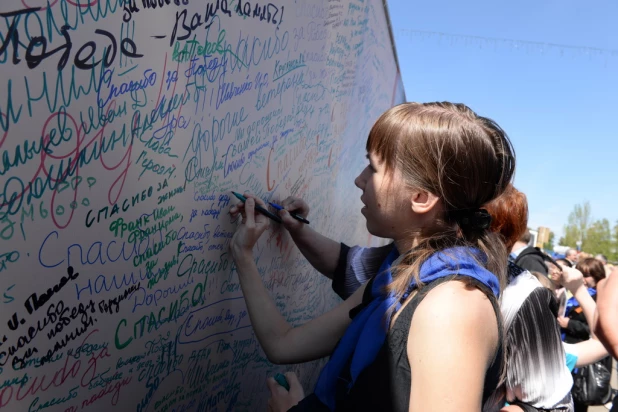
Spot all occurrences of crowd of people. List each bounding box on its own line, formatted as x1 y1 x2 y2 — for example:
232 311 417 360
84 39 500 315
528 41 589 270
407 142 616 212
228 102 618 411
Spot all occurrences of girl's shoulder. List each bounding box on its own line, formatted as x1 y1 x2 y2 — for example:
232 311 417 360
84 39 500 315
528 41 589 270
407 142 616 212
413 279 497 327
393 276 500 343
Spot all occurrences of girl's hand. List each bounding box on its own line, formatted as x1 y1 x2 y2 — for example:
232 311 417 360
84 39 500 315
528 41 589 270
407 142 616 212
266 372 304 412
230 194 269 257
279 197 310 234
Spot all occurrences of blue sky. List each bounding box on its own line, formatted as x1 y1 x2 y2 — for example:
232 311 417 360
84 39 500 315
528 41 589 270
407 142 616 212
387 0 618 242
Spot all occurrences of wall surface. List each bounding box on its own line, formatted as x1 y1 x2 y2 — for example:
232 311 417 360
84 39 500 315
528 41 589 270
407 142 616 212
0 0 403 410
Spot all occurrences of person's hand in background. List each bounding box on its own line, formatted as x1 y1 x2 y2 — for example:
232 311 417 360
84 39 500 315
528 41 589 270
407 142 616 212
266 372 305 412
558 265 585 294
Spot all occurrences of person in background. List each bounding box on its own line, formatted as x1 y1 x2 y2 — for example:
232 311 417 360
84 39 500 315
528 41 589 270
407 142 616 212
504 265 610 412
510 230 549 275
580 258 606 289
595 254 608 265
230 102 515 411
593 267 618 411
579 252 593 261
565 249 579 266
560 258 606 343
559 258 608 412
594 254 613 278
529 267 608 372
484 187 573 411
556 258 573 268
546 263 569 319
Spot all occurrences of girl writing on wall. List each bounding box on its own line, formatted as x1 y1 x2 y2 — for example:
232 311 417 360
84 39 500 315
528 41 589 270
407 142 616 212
229 102 515 411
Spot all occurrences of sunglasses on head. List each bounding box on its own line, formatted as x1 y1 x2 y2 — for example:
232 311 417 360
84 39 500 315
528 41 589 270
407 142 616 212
543 255 564 275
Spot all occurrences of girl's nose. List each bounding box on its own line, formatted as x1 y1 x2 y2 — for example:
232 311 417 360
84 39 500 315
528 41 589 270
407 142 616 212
354 168 367 190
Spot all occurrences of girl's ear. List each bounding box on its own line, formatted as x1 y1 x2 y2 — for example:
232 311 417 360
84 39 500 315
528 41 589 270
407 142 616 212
410 190 441 215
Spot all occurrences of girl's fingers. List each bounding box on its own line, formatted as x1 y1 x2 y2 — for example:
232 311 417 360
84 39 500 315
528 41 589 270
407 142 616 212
243 192 268 209
245 198 255 227
230 203 246 217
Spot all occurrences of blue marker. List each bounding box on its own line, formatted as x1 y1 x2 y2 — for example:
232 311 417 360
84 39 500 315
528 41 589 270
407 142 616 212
268 202 310 224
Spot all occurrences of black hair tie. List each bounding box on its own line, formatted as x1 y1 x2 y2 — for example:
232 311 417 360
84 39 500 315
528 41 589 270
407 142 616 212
449 208 492 231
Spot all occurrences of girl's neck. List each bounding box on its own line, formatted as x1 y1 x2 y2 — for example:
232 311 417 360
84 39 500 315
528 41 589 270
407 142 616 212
393 236 419 254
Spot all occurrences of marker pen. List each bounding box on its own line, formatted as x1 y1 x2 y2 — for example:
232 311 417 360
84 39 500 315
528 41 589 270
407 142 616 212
268 202 310 224
231 192 283 223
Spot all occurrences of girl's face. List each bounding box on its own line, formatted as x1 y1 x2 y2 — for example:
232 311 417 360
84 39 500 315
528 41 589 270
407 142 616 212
354 152 414 241
547 262 562 284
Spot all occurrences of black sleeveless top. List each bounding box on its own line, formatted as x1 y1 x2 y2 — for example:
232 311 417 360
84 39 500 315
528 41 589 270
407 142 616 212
291 276 504 412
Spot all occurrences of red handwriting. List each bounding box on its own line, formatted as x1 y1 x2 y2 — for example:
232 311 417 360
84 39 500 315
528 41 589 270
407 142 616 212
0 114 9 149
275 231 293 261
1 101 132 229
20 0 60 10
153 54 168 112
21 0 99 9
66 0 99 7
0 329 110 408
266 147 275 191
79 345 111 389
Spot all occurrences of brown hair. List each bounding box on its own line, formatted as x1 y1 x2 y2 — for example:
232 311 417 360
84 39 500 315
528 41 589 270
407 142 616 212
484 185 528 250
576 257 606 285
367 102 515 296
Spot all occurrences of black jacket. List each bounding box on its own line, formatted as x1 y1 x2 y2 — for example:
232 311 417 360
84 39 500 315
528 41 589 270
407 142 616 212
563 301 591 344
514 247 548 275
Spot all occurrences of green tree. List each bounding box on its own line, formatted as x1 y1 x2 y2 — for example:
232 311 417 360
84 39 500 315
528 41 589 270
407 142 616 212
543 231 555 251
611 221 618 261
584 219 611 256
562 202 592 247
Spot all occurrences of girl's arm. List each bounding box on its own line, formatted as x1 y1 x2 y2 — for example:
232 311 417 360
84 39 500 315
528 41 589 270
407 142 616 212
231 195 365 364
407 281 499 412
234 251 365 364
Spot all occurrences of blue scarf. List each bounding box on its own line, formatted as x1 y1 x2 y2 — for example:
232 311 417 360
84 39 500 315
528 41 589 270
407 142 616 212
565 287 596 316
314 246 500 411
